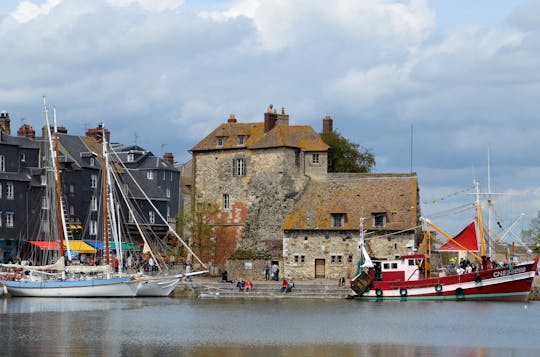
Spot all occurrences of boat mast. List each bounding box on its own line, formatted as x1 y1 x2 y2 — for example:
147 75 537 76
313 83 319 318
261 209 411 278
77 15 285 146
359 217 374 268
101 124 111 266
43 97 66 259
475 181 487 257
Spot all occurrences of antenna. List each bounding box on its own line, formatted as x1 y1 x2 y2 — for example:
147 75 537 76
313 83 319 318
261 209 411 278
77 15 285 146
410 124 413 173
160 143 167 156
134 132 138 145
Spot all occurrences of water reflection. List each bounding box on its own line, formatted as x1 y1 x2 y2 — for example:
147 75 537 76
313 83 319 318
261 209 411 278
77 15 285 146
1 297 540 356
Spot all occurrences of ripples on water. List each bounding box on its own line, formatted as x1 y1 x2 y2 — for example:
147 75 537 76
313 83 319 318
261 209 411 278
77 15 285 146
1 297 539 356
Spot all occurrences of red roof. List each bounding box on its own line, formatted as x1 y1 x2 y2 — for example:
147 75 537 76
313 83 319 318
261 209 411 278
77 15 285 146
437 221 479 252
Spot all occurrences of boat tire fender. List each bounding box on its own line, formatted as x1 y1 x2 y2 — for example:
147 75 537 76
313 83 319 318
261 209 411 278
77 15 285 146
399 288 408 297
375 288 383 297
474 274 482 284
435 284 443 293
455 287 464 296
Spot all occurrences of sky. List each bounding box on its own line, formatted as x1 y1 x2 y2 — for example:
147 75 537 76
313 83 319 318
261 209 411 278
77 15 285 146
1 0 539 240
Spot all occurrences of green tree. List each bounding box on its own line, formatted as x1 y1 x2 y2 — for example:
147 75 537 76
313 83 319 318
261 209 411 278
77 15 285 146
522 211 540 247
320 130 375 173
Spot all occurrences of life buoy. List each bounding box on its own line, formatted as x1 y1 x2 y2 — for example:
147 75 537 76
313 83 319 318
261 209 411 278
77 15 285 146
435 284 443 293
399 288 408 297
375 288 383 297
455 287 464 296
474 274 482 284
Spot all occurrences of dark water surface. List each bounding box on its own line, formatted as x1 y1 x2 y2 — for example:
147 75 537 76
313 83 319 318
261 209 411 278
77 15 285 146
1 297 539 356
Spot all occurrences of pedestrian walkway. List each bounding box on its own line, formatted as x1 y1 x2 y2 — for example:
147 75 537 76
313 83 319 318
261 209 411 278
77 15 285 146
174 276 353 299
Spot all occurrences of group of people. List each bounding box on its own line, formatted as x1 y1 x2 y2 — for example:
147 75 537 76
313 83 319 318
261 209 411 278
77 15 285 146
442 256 502 276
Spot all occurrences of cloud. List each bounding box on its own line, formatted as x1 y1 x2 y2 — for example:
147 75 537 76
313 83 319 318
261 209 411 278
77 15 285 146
10 0 62 23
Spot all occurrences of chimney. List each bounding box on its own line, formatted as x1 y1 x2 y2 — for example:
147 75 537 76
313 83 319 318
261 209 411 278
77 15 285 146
0 111 11 135
276 107 289 126
264 104 278 133
227 114 237 123
41 125 68 139
322 115 333 133
85 123 110 143
163 152 174 165
17 124 36 140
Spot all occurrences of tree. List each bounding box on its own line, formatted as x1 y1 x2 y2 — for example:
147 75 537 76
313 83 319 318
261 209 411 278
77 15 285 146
522 210 540 247
320 130 375 173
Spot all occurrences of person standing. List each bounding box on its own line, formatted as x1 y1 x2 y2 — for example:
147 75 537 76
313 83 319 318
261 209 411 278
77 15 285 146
264 264 270 281
272 263 279 281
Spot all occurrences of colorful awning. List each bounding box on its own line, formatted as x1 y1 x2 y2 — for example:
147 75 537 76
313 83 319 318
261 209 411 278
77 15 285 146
28 240 61 250
85 241 137 250
65 241 96 253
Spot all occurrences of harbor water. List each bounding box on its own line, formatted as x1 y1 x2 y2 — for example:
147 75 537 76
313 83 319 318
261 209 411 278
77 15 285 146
1 297 540 356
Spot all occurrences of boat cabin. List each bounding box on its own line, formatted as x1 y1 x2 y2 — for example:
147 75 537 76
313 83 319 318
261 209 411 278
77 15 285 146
370 254 425 282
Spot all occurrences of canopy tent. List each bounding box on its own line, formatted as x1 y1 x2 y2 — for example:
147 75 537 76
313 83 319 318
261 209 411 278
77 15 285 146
84 241 137 251
436 221 479 252
28 240 96 253
64 250 80 257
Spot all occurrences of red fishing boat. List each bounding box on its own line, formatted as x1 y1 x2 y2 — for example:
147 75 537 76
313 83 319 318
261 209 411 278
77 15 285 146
350 183 538 301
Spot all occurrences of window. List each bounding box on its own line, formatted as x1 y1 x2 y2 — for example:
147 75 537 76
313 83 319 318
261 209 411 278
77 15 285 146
348 255 353 263
391 263 398 269
89 220 97 236
6 183 14 200
294 255 299 263
166 188 171 198
69 184 74 193
41 175 46 186
6 212 14 228
295 151 300 167
91 174 97 188
312 153 319 164
147 171 154 180
373 212 386 227
332 213 345 227
91 195 97 211
408 259 415 266
163 171 166 180
127 153 134 162
223 194 230 210
0 183 2 198
216 136 226 147
331 255 342 264
167 205 170 219
233 158 246 176
89 157 95 166
383 263 389 269
237 135 246 145
149 211 155 224
0 155 5 171
301 255 305 263
69 205 74 215
20 153 26 162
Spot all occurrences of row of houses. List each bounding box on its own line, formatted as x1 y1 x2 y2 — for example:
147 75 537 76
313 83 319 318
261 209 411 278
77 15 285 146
0 106 421 280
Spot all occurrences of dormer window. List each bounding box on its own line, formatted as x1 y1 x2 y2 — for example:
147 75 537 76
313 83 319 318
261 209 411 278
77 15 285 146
147 171 154 180
89 157 95 166
237 135 247 146
127 153 134 162
217 136 226 147
331 213 345 227
373 212 387 227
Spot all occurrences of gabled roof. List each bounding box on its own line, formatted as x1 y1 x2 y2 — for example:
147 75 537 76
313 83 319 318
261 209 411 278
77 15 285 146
191 122 265 152
283 173 418 231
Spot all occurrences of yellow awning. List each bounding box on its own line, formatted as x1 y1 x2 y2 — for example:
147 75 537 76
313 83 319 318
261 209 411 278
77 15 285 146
63 241 96 253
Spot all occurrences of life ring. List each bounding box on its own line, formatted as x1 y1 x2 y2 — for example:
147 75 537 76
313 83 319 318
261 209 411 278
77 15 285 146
455 287 464 296
375 288 383 297
474 274 482 284
435 284 443 293
399 288 408 297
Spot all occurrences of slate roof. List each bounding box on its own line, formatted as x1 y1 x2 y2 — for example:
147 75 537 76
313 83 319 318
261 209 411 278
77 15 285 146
0 133 39 149
191 121 328 152
283 173 418 231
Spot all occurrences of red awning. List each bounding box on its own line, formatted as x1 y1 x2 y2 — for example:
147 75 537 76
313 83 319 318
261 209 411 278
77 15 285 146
437 221 479 252
28 240 61 250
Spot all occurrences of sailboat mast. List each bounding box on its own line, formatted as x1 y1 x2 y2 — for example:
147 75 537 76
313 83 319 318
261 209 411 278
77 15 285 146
43 98 65 258
475 181 487 257
101 125 111 266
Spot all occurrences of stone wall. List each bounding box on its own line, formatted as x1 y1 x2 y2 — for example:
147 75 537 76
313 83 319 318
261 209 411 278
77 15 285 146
283 229 415 280
225 259 278 281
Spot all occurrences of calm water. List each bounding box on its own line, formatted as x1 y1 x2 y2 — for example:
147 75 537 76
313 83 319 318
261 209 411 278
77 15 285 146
1 297 539 356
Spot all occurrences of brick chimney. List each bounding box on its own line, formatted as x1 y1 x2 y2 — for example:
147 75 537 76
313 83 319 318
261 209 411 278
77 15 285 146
227 114 237 123
264 104 278 133
86 123 110 143
41 125 68 139
163 152 174 165
17 124 36 140
0 111 11 135
276 107 289 126
322 115 333 133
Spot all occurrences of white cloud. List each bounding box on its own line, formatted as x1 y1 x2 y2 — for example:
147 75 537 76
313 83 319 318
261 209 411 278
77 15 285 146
107 0 185 12
10 0 62 23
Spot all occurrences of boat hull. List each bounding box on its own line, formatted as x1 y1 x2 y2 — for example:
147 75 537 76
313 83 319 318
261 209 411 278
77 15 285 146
0 277 138 297
352 259 538 302
135 276 181 297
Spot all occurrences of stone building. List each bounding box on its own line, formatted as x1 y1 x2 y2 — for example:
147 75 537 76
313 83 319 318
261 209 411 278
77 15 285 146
190 106 329 266
282 173 419 280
